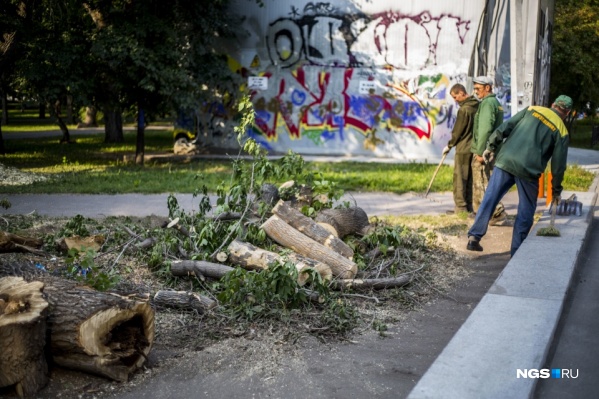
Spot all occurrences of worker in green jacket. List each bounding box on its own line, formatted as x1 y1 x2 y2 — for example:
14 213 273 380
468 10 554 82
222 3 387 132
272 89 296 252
442 84 479 214
471 76 508 225
466 95 572 256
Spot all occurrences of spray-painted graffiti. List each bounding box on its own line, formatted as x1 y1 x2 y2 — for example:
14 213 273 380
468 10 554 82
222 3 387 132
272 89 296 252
251 4 473 151
266 4 471 70
251 65 456 145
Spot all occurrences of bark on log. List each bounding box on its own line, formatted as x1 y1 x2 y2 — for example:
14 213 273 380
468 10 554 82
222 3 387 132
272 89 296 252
153 290 216 312
170 260 234 280
272 200 354 259
227 240 332 284
0 277 49 397
0 231 44 254
0 261 154 382
261 216 357 279
332 275 411 290
314 207 371 238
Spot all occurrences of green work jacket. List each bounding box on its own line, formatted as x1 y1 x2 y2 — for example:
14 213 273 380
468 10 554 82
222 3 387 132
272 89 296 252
471 93 504 156
448 96 479 154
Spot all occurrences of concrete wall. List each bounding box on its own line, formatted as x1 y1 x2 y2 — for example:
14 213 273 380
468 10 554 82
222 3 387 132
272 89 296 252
223 0 553 160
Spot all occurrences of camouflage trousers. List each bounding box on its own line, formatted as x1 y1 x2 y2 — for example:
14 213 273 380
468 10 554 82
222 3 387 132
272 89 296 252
471 157 505 217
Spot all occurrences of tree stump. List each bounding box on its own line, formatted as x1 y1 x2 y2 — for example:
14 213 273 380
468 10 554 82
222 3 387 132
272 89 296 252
261 216 357 279
0 277 49 398
272 200 354 259
0 261 155 382
315 207 371 238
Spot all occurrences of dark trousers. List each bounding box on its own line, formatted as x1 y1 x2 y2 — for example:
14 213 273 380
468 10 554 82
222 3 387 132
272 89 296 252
468 167 538 256
453 152 473 212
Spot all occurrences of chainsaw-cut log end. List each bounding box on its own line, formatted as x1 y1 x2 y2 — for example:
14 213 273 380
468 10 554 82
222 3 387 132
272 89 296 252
0 277 49 397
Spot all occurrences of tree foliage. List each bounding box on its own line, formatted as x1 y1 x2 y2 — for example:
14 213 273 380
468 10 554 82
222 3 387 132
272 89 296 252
551 0 599 114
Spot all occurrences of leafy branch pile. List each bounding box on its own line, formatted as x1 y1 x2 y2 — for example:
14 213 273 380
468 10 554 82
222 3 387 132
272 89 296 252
0 97 465 344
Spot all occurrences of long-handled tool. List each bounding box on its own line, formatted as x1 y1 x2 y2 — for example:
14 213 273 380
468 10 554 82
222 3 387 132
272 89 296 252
424 152 448 198
537 198 560 237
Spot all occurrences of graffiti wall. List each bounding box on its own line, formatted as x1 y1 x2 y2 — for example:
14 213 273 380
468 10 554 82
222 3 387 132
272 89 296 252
224 0 550 160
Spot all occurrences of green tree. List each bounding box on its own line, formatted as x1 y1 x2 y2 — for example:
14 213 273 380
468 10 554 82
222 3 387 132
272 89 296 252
551 0 599 114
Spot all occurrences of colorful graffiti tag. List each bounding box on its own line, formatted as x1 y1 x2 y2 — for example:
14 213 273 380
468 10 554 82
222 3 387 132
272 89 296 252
243 3 474 155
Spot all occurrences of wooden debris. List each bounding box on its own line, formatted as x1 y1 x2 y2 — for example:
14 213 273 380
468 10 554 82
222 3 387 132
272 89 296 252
170 260 234 280
0 231 44 255
153 290 216 312
0 277 49 397
261 215 357 279
315 207 371 238
272 200 354 259
227 239 332 284
332 275 411 290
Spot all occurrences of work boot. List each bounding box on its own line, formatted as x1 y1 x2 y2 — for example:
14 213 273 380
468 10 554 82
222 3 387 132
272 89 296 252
468 212 476 219
467 237 483 252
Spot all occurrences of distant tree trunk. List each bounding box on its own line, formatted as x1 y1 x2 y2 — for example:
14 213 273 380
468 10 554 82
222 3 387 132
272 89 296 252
0 120 5 155
50 100 71 143
38 102 46 119
135 106 145 165
104 106 124 143
77 106 98 128
65 95 77 125
0 89 7 125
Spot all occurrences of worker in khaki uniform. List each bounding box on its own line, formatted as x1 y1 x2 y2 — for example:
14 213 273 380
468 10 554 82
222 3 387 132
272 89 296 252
442 84 479 214
471 76 508 225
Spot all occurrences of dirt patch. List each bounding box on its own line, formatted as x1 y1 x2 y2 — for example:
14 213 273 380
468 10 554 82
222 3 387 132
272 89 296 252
0 212 514 399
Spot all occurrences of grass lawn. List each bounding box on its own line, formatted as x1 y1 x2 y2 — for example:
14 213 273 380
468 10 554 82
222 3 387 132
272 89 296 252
1 106 596 195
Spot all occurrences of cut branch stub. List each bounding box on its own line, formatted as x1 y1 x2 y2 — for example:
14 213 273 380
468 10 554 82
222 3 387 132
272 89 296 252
314 207 371 238
272 200 354 259
261 216 357 279
0 277 49 397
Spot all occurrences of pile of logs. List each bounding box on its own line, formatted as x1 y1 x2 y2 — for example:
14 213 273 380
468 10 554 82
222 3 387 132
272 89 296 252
0 261 155 397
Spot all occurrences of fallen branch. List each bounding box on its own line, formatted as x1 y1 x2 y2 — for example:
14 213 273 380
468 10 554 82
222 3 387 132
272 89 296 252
331 275 410 290
170 260 234 280
153 290 216 312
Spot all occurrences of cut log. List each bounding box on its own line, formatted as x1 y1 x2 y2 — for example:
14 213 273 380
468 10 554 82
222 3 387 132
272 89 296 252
0 231 44 254
314 207 371 238
170 260 234 280
261 216 357 279
227 240 332 284
272 200 354 259
0 261 154 383
0 277 49 397
332 275 411 290
153 290 216 312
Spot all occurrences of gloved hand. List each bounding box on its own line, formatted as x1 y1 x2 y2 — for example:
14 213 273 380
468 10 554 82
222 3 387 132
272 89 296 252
482 149 494 164
442 146 451 156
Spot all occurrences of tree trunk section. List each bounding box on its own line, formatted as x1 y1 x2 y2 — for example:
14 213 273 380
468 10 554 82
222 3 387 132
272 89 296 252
135 106 145 165
38 102 46 119
272 200 354 259
261 216 357 279
0 261 154 382
332 275 411 290
66 94 77 125
1 90 7 125
153 290 216 312
50 100 71 143
0 277 49 397
227 239 332 285
0 121 5 155
104 106 124 143
314 207 371 238
170 260 234 280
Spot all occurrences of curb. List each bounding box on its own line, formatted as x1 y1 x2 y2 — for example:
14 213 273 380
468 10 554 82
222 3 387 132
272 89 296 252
408 181 598 398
